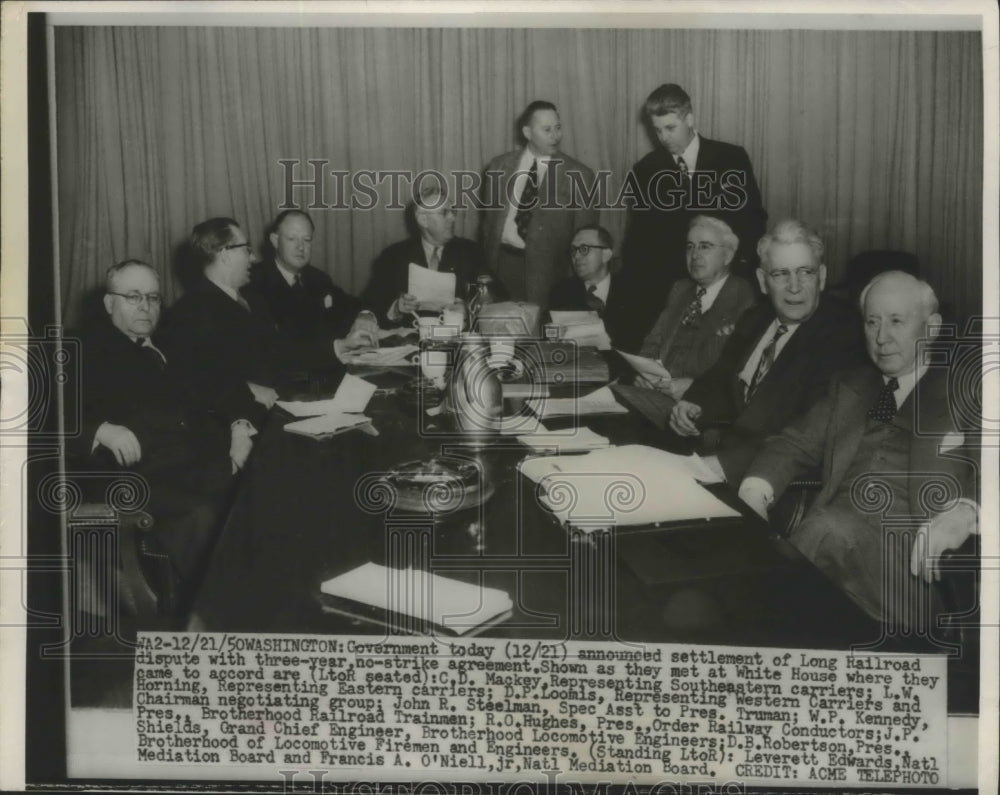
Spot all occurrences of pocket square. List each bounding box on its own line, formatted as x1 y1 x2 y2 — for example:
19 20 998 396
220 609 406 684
940 431 965 452
324 294 334 309
716 323 735 337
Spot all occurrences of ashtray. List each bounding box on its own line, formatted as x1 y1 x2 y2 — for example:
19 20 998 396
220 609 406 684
382 456 494 513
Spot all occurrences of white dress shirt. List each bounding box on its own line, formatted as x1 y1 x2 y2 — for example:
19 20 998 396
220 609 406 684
697 273 729 312
676 133 702 172
501 148 551 248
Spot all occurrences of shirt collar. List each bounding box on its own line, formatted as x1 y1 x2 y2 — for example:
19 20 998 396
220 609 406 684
207 274 241 303
274 259 301 286
520 147 552 169
678 132 700 170
885 362 928 402
699 273 729 308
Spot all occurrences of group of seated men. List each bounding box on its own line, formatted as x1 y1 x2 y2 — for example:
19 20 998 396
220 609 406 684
71 83 979 629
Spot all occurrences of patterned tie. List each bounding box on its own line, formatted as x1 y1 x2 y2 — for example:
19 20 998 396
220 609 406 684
428 246 442 271
585 284 606 316
135 337 165 370
292 272 304 291
745 323 788 403
514 159 539 241
868 377 900 422
676 156 689 177
681 286 707 327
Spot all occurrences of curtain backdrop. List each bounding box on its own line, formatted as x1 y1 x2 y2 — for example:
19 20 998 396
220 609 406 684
54 27 983 325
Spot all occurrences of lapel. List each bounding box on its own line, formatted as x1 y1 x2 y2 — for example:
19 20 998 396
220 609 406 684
657 280 696 360
497 149 524 211
825 366 883 495
692 136 717 172
904 368 962 517
731 305 777 407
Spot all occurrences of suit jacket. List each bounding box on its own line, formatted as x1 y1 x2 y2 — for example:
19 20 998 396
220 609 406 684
547 270 647 353
362 236 504 326
638 275 757 379
480 149 598 305
622 136 767 339
681 295 865 480
68 319 231 496
248 259 364 343
158 277 327 425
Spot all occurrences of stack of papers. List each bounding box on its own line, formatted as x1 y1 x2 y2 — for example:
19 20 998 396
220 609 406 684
516 425 611 452
277 373 377 416
518 445 739 531
284 412 374 438
550 311 611 350
345 345 418 366
409 262 456 310
320 563 513 636
527 385 628 419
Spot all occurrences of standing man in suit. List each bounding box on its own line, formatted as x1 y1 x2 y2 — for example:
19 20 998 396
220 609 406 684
72 260 238 612
480 100 598 305
623 84 767 339
739 272 979 625
636 215 756 399
363 185 504 327
547 224 645 352
668 219 864 482
248 209 378 357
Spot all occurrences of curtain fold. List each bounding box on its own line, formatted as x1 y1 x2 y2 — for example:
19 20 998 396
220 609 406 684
55 27 983 326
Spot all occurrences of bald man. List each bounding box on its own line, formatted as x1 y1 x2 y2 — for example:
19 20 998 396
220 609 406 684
739 271 980 626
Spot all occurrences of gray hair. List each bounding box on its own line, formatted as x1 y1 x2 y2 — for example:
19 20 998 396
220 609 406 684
689 215 738 252
757 219 824 270
859 270 939 317
105 259 158 293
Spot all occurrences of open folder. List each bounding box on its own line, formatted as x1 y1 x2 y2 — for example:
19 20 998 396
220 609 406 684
519 445 739 532
319 563 513 636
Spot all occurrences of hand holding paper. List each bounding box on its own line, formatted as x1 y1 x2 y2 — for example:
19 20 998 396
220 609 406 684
408 263 456 310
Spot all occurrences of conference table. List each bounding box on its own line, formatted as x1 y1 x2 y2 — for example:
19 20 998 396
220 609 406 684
190 348 954 663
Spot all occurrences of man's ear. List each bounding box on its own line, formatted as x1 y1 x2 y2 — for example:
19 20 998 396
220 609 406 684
103 294 114 316
685 112 696 129
818 264 828 291
755 268 768 294
269 231 278 252
601 248 613 267
927 313 943 341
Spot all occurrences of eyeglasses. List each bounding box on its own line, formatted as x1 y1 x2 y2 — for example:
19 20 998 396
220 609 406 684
570 244 610 257
764 267 820 286
222 242 253 253
686 242 722 254
108 291 162 307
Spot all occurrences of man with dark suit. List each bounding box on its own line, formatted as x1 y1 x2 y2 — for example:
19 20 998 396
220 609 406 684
363 185 504 327
547 224 645 352
668 219 864 482
637 215 757 398
739 272 979 625
248 209 378 356
72 260 236 609
623 84 767 339
480 100 598 305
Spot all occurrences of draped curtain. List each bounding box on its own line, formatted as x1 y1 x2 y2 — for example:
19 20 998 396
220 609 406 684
54 26 983 326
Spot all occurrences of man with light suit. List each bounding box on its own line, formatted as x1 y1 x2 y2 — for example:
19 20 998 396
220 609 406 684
739 271 980 626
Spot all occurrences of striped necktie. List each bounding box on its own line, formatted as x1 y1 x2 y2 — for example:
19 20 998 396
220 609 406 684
745 323 788 403
681 286 707 327
514 159 539 240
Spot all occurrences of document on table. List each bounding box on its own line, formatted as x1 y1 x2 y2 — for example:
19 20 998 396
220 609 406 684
616 349 672 382
408 262 456 310
527 385 628 418
516 425 611 452
518 444 740 530
550 310 611 350
276 373 377 416
319 563 513 635
283 412 374 438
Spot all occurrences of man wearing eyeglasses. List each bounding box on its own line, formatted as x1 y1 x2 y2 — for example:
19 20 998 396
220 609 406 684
667 219 864 482
71 260 237 611
363 185 504 326
249 209 379 358
546 225 645 352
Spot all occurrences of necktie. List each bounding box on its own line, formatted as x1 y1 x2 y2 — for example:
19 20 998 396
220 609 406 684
868 377 900 422
514 159 539 241
292 272 304 291
681 286 707 327
676 156 689 177
135 337 165 370
428 246 442 271
585 284 606 316
746 323 788 403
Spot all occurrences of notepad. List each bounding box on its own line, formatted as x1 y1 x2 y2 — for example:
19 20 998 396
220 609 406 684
345 345 419 366
319 563 513 636
516 425 611 452
527 385 628 419
518 444 740 531
284 412 374 438
277 374 377 416
408 263 456 309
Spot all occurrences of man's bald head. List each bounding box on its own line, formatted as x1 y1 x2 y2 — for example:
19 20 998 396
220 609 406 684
860 270 941 377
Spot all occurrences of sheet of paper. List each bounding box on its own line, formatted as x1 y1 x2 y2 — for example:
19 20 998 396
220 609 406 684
408 262 456 308
516 425 611 452
561 319 611 350
283 412 372 437
345 344 418 366
616 349 672 381
549 310 600 326
320 563 513 635
276 374 377 416
518 444 740 530
527 385 628 418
